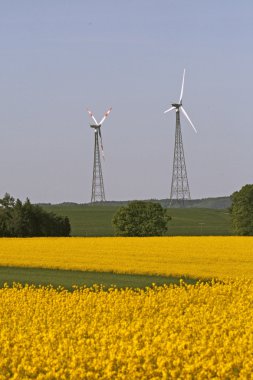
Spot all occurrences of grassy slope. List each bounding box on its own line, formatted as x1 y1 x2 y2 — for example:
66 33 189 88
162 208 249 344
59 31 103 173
168 208 231 235
43 204 118 236
42 204 232 236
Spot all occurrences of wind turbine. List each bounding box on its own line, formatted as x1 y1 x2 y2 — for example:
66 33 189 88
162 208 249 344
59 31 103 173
164 69 197 207
86 107 112 203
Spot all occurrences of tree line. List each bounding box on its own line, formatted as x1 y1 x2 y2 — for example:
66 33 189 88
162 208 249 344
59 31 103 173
0 194 70 237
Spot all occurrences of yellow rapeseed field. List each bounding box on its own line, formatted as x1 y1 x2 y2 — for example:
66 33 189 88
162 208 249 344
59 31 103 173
0 236 253 279
0 280 253 379
1 237 253 378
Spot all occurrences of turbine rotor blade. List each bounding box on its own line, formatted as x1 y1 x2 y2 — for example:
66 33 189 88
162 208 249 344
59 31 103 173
86 108 98 125
179 68 186 103
98 128 105 160
181 106 197 133
164 106 176 114
99 107 112 125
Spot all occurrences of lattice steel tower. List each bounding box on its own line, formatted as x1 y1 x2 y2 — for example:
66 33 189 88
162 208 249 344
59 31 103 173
91 129 105 202
86 107 112 203
170 110 191 206
164 69 197 207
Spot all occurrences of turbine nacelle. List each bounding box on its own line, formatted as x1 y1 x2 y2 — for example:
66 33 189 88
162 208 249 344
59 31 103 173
90 124 101 130
171 103 181 109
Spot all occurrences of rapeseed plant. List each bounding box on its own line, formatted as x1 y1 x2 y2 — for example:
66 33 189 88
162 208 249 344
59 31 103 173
0 280 252 379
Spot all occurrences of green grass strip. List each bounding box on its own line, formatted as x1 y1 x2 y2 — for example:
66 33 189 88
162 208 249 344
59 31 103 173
0 266 198 290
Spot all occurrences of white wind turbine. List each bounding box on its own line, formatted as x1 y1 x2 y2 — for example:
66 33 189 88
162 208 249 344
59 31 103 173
164 69 197 206
87 107 112 203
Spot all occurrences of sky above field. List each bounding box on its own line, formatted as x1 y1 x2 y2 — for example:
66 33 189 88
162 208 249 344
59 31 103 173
0 0 252 203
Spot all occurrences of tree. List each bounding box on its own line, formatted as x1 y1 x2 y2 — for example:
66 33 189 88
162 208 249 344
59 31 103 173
0 193 16 236
112 201 171 237
230 184 253 236
0 193 71 237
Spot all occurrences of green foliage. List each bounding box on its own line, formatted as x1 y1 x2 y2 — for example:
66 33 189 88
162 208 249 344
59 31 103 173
231 185 253 236
0 194 71 237
112 201 171 237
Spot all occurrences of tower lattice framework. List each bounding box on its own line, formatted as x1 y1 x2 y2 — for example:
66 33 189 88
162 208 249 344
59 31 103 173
91 130 105 203
169 110 191 207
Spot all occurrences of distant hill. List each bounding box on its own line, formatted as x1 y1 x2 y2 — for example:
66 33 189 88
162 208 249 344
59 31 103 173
44 196 231 210
160 196 231 209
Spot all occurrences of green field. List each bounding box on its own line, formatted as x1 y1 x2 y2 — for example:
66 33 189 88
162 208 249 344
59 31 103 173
0 266 198 290
42 204 232 236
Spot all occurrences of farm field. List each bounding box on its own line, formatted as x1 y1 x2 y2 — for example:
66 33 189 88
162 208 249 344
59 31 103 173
0 236 253 283
41 204 232 236
1 236 253 378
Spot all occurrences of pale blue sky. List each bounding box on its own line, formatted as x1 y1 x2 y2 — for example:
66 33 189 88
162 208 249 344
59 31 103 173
0 0 252 203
